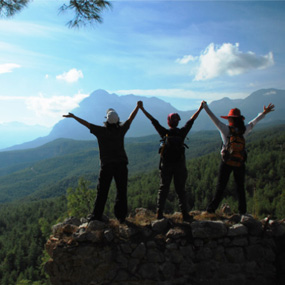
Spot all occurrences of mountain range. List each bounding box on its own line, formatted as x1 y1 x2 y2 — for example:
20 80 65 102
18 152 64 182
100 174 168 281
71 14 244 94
0 122 50 150
2 88 285 151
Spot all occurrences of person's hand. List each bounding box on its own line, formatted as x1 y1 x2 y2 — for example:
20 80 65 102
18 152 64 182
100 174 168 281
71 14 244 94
263 103 275 115
202 100 207 107
62 112 74 118
137 101 143 109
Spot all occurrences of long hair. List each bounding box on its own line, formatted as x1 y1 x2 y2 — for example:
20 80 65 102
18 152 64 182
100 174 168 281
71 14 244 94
232 117 246 134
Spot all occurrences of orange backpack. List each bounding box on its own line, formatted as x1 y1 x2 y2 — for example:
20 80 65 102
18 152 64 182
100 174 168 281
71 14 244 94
221 127 247 167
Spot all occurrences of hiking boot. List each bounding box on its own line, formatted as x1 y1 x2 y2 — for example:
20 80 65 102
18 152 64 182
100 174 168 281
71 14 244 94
87 214 102 223
156 210 164 220
118 217 126 224
182 212 194 223
206 208 215 214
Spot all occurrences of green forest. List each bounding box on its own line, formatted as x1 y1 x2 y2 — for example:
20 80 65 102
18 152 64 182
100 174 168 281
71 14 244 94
0 123 284 284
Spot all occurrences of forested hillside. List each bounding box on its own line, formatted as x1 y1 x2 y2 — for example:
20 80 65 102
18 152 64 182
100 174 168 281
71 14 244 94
0 123 284 284
0 131 220 203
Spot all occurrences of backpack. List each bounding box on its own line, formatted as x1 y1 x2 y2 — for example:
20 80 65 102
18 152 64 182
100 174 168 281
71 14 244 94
221 126 247 167
159 131 188 162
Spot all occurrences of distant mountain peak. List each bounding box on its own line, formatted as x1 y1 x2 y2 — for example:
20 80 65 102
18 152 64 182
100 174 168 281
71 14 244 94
3 88 285 151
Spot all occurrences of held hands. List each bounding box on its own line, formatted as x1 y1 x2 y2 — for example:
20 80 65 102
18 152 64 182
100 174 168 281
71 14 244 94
137 101 143 109
263 103 275 115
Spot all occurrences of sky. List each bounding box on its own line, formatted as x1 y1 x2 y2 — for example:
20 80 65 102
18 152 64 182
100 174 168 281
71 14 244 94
0 0 284 130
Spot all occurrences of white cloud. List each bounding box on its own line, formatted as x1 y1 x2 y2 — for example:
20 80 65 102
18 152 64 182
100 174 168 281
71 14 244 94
56 68 84 83
176 55 196 64
176 43 274 81
194 43 274 81
25 92 89 119
264 90 276 96
0 93 89 127
0 63 21 74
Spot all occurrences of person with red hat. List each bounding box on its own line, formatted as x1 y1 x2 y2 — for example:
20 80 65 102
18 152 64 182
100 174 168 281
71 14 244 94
138 101 204 222
202 101 275 216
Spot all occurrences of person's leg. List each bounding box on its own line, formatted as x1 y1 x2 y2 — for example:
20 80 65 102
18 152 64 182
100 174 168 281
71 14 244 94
113 163 128 222
207 161 232 213
173 161 189 219
91 165 113 220
157 162 173 218
233 164 246 214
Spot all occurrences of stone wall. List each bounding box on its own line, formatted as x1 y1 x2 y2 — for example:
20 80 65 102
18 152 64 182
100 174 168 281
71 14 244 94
45 210 285 285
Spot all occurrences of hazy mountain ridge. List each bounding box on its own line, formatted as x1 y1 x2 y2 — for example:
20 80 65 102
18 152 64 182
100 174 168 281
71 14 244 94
2 88 285 151
0 122 50 150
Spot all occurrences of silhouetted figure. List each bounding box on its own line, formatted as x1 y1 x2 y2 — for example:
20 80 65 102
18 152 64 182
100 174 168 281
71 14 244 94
63 102 141 223
138 101 203 222
202 101 275 215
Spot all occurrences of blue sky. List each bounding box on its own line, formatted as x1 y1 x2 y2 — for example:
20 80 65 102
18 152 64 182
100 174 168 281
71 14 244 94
0 0 284 129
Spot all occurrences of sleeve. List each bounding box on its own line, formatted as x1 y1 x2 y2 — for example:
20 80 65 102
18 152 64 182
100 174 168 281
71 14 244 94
151 118 167 138
89 124 102 136
121 120 131 135
180 118 194 137
244 112 265 136
203 103 230 145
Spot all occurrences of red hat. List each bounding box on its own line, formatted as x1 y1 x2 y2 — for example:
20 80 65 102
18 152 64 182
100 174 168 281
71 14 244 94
221 108 245 120
167 113 181 128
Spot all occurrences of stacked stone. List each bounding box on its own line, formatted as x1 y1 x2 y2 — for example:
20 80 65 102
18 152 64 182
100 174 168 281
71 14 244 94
45 212 285 285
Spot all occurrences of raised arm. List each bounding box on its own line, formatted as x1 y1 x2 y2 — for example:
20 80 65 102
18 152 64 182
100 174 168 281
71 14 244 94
62 113 90 129
263 103 275 115
127 101 141 125
245 103 275 136
191 101 204 121
202 101 228 135
138 101 155 121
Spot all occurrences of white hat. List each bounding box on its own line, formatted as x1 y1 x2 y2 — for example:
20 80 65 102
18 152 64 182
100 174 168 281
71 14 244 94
106 110 119 124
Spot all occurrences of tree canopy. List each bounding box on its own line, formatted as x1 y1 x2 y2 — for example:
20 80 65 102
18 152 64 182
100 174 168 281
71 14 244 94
0 0 111 28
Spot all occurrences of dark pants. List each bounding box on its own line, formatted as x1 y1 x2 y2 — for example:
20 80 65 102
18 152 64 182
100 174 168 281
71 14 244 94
157 159 189 214
92 163 128 220
207 161 246 214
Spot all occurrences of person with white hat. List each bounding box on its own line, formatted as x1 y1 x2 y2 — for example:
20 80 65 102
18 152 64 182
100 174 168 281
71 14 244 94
202 101 275 216
63 101 141 223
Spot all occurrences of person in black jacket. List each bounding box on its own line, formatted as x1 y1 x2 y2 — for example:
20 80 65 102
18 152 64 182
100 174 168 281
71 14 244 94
138 101 203 221
63 102 140 223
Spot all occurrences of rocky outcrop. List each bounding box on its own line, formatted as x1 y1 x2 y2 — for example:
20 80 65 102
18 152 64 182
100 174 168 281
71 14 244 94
45 210 285 285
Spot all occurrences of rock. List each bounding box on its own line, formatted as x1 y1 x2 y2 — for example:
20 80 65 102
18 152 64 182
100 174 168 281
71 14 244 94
45 214 285 285
138 262 159 280
104 229 114 242
166 227 186 239
269 220 285 237
63 217 81 226
87 220 106 231
131 242 146 259
240 215 263 236
191 220 227 238
151 218 169 233
135 207 152 216
221 203 232 215
160 261 176 279
227 224 248 236
225 247 245 263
